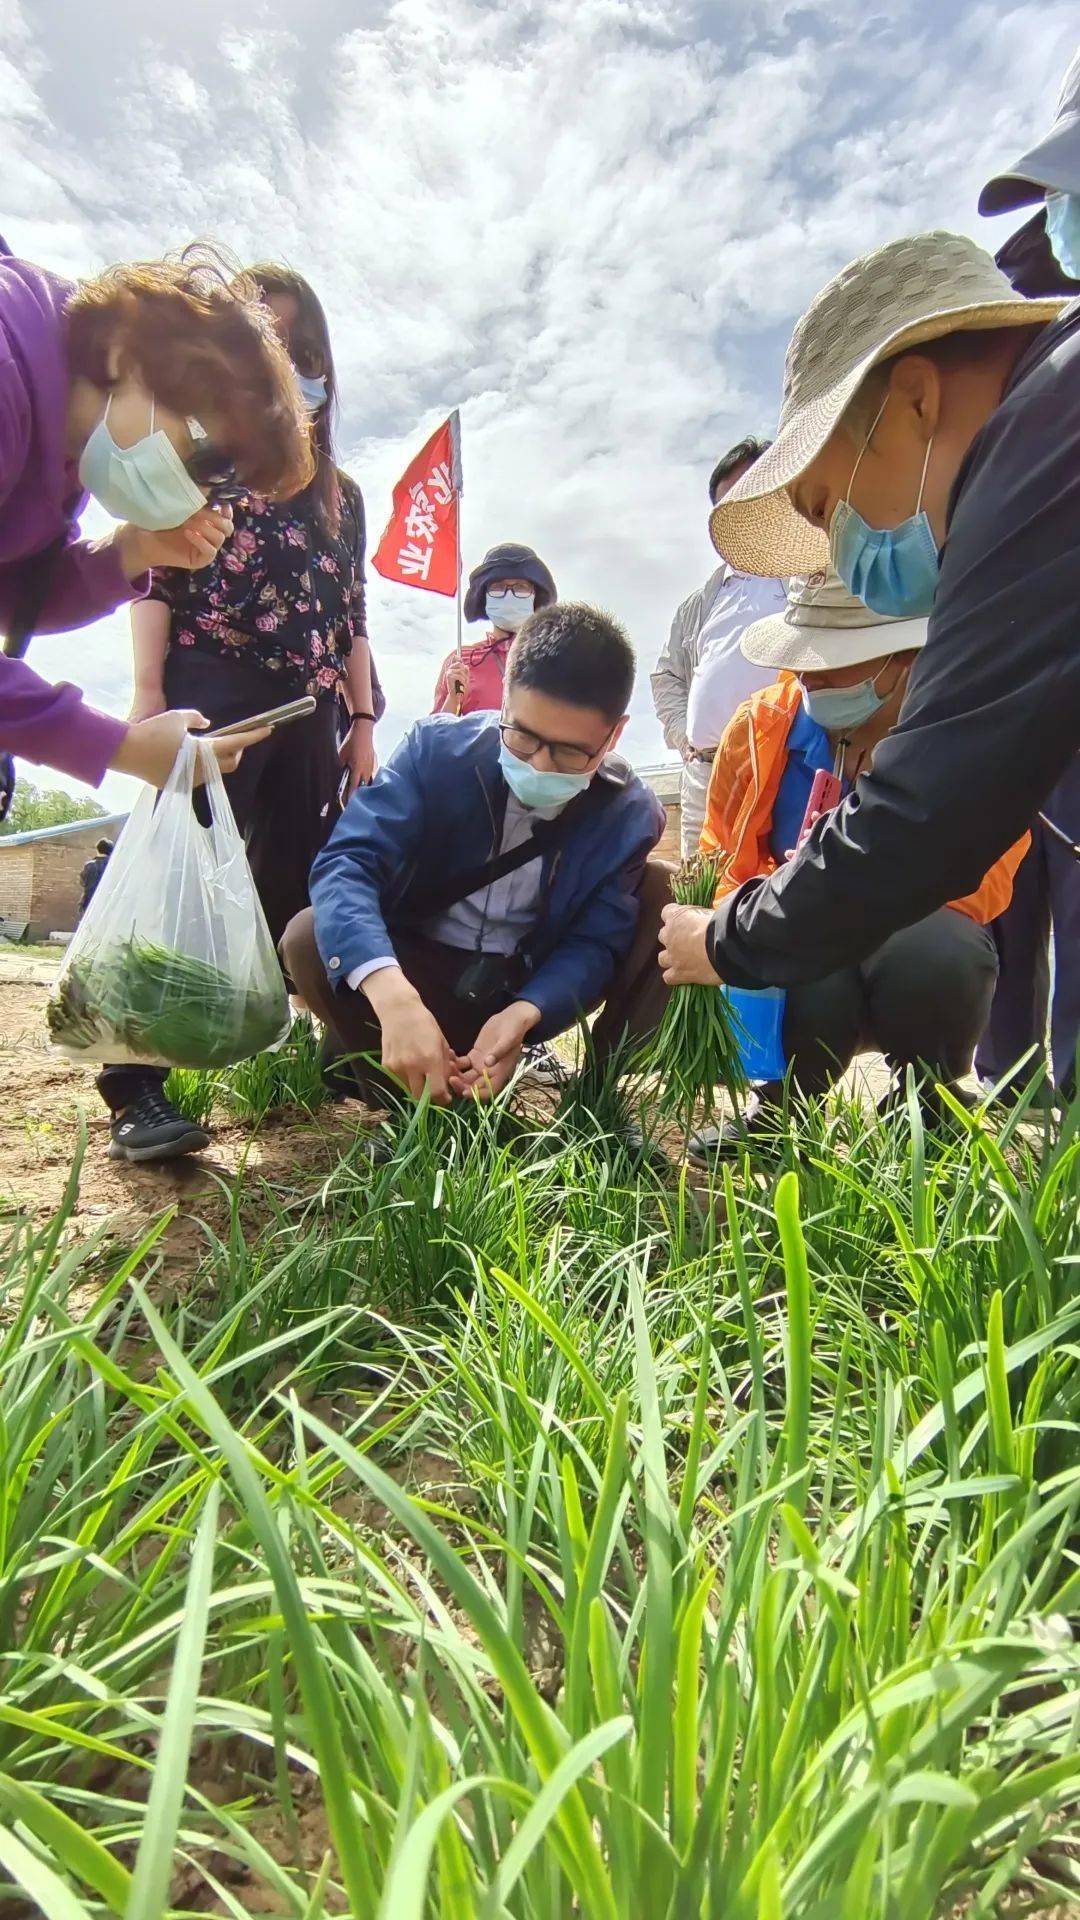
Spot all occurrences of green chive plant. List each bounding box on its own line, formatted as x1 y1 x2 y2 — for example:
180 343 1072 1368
0 1088 1077 1916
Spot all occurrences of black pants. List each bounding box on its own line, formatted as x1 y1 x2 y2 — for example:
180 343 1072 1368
164 648 341 951
778 907 998 1097
279 862 675 1102
98 651 341 1118
975 757 1080 1098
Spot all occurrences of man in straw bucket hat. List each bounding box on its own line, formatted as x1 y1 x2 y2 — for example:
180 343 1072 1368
681 573 1028 1156
660 228 1076 1031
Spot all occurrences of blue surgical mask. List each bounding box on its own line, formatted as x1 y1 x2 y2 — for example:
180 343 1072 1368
800 665 891 735
829 394 940 618
78 396 207 531
498 738 591 809
486 587 535 632
1045 191 1080 280
296 371 328 412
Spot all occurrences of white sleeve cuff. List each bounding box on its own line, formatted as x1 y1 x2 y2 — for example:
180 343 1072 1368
346 957 398 992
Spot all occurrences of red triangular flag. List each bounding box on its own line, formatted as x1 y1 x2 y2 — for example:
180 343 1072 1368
371 411 462 598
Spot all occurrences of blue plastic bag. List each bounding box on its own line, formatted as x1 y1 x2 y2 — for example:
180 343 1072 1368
722 985 787 1084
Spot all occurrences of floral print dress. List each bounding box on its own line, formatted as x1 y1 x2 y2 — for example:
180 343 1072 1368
151 477 371 703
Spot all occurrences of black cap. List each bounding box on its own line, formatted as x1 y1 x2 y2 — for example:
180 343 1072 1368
980 48 1080 214
994 208 1080 298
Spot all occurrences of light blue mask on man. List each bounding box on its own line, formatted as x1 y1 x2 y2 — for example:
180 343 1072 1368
78 396 208 531
498 739 591 810
1045 191 1080 280
829 393 939 618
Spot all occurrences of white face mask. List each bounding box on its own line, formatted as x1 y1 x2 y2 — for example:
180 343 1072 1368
486 587 535 632
296 371 328 413
77 396 208 530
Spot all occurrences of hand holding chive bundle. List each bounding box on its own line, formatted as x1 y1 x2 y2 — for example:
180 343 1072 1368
649 851 747 1131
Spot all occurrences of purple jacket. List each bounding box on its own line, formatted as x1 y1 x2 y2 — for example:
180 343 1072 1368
1 655 126 783
0 256 134 783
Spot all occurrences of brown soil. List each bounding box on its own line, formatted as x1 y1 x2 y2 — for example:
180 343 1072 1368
0 980 372 1293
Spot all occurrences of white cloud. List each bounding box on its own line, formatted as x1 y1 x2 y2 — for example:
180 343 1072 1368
1 0 1073 813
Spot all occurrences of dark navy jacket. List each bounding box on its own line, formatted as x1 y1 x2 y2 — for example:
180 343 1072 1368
309 711 666 1040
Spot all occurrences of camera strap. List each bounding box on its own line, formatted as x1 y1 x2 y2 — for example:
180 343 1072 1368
423 778 618 920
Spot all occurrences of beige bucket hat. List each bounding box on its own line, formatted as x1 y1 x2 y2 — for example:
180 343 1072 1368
740 570 928 674
709 231 1065 578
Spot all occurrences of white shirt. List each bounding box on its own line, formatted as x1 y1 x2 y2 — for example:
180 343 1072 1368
424 790 563 954
347 790 563 991
650 563 729 751
685 568 788 752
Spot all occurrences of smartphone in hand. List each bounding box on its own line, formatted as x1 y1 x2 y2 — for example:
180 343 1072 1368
205 695 317 739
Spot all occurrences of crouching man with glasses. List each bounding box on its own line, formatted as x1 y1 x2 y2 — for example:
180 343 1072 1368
282 603 670 1111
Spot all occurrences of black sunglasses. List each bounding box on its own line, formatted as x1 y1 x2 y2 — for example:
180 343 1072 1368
185 444 247 503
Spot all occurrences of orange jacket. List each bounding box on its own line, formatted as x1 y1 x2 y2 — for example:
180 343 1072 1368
700 674 1028 926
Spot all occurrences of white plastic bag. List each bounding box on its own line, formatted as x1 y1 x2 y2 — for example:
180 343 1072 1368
46 735 289 1069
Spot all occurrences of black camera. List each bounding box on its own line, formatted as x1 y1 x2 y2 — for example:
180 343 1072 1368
454 952 518 1005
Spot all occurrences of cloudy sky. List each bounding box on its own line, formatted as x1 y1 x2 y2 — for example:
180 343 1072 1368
4 0 1072 811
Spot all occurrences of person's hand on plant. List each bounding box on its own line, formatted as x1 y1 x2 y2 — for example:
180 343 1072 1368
659 902 720 986
450 1000 541 1101
339 716 376 800
115 506 234 579
363 968 455 1104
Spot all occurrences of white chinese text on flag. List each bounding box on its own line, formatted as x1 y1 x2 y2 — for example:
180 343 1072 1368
371 412 462 598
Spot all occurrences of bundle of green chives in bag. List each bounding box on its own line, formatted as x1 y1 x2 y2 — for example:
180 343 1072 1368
47 936 286 1070
647 852 747 1134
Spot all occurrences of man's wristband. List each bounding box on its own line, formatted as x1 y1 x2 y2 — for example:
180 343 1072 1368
347 710 376 725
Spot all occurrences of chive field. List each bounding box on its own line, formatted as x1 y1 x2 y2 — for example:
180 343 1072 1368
1 1036 1078 1917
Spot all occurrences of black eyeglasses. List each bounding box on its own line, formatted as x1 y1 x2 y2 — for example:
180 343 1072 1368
499 719 613 775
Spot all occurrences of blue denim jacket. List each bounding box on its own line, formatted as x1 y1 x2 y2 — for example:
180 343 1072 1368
309 711 666 1040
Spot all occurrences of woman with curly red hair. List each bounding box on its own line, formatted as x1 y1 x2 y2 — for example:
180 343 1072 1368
0 244 312 796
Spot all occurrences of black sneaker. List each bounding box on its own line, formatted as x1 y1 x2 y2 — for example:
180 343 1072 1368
687 1084 785 1165
519 1042 571 1090
108 1088 211 1163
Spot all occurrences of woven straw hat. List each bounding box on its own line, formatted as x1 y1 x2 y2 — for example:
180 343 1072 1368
980 46 1080 212
740 570 928 674
709 231 1065 578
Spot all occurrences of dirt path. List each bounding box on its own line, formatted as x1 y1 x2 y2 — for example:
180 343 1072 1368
0 979 368 1290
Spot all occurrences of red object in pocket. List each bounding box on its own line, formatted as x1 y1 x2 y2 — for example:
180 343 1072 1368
796 768 843 849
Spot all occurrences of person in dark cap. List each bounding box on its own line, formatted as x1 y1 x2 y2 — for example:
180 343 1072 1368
432 541 557 716
972 45 1080 1107
980 45 1080 292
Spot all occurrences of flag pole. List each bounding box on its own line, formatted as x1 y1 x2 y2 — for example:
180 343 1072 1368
451 499 464 714
450 408 465 716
